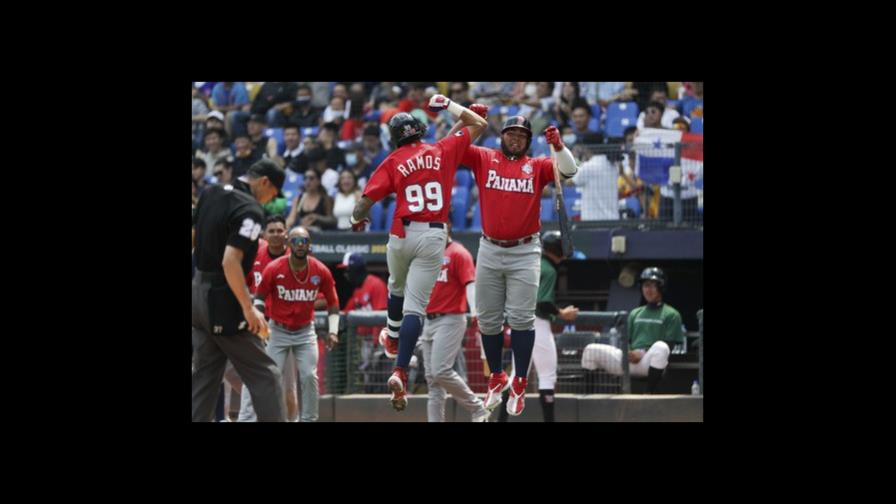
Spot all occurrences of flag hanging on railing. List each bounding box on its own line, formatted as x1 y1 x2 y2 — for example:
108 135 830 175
634 128 703 187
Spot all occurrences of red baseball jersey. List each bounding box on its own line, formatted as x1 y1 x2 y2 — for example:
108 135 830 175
427 240 476 315
257 255 339 329
363 127 472 237
247 240 287 299
343 273 388 338
245 238 268 289
462 146 555 241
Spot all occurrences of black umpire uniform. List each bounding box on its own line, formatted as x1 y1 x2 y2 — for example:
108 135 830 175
192 160 287 422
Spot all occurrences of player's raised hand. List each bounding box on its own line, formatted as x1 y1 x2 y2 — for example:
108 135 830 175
545 125 564 151
428 94 452 113
469 104 489 119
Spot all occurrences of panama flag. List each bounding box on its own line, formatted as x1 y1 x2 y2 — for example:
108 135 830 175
635 128 703 186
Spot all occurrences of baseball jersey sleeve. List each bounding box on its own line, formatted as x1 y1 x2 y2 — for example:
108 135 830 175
439 127 473 162
256 260 276 299
461 144 488 181
534 156 556 189
362 160 394 202
227 206 264 257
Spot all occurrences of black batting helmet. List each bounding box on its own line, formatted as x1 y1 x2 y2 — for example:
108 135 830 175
388 112 427 147
639 267 666 292
541 230 563 257
501 115 533 155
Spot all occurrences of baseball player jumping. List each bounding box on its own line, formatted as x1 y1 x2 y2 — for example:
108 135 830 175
350 94 487 412
447 108 579 416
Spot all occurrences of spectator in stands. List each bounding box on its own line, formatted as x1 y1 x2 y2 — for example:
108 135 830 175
211 158 233 185
332 169 363 231
516 82 556 132
555 82 588 128
472 81 514 105
639 101 667 130
572 146 618 221
232 135 262 178
570 104 604 145
211 82 251 139
633 82 668 112
340 89 367 141
581 267 684 394
192 157 209 193
368 82 402 110
322 95 348 126
671 117 691 133
331 83 349 101
448 82 473 107
616 145 646 219
354 125 386 181
596 82 637 109
680 82 703 119
251 82 300 127
192 177 200 207
286 168 336 231
317 122 346 194
637 90 680 130
276 84 321 129
398 82 428 113
205 110 227 138
275 124 303 172
195 128 230 175
192 85 210 148
246 114 275 161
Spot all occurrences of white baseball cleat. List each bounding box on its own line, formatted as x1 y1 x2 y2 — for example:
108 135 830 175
484 371 508 412
506 376 527 417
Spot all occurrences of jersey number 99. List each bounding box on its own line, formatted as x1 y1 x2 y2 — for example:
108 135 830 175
406 182 443 213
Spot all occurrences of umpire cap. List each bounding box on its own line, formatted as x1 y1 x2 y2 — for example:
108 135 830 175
247 158 286 193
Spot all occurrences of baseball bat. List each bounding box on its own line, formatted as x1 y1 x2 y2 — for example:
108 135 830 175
550 146 574 258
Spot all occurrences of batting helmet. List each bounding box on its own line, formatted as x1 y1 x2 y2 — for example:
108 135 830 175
541 230 563 257
501 115 533 155
388 112 427 147
639 267 666 292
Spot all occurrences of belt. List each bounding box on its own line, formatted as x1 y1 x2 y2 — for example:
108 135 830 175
426 313 457 320
272 320 311 333
482 233 537 248
402 219 445 229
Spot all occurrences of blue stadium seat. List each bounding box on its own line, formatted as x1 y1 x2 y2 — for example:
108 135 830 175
623 196 641 217
666 99 681 112
591 104 602 119
540 197 556 221
531 136 550 157
302 126 320 138
502 105 520 117
562 186 581 219
281 169 303 209
482 136 501 150
605 101 639 138
588 117 601 133
455 168 473 191
469 201 482 230
368 201 384 230
265 128 285 153
451 186 470 230
690 117 703 134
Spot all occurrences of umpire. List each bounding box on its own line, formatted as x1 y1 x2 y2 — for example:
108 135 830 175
192 158 287 422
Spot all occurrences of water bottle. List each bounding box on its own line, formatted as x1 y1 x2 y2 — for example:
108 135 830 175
609 327 620 348
691 380 700 396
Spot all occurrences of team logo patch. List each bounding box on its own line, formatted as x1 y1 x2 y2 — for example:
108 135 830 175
521 164 533 175
402 125 416 137
363 293 370 303
454 130 464 137
311 275 321 286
